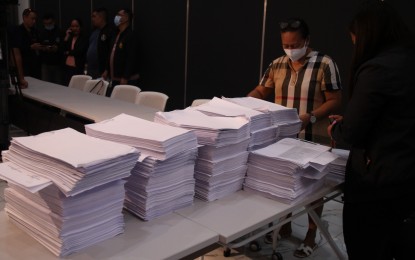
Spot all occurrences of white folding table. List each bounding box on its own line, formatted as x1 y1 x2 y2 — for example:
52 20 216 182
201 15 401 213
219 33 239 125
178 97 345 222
16 77 158 123
0 209 219 260
176 184 346 259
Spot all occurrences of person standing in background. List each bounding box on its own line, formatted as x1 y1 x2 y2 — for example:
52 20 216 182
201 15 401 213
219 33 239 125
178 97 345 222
62 18 87 86
102 8 139 96
328 1 415 259
86 7 112 79
39 13 63 84
8 8 42 89
248 18 342 258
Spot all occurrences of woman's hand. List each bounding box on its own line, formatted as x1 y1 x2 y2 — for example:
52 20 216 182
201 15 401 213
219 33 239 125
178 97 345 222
327 115 343 140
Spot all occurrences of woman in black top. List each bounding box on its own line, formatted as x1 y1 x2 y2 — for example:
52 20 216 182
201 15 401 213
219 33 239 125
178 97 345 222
328 1 415 259
62 18 88 86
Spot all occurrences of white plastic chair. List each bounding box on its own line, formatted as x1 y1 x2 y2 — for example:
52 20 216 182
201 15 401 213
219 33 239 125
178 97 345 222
68 75 92 90
83 79 109 96
135 91 169 111
191 99 211 107
110 84 141 103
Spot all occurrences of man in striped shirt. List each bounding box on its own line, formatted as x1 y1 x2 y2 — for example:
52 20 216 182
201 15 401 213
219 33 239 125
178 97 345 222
249 18 342 145
248 18 342 258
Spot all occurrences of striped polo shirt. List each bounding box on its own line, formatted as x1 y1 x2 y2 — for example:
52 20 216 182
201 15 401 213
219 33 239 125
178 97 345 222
260 51 342 144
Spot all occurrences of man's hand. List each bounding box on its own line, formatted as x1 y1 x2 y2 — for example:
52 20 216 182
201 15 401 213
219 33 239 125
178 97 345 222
299 113 311 130
19 79 28 89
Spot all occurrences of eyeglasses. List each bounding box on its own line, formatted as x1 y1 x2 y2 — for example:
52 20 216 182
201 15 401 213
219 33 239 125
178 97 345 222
23 8 36 16
279 20 301 30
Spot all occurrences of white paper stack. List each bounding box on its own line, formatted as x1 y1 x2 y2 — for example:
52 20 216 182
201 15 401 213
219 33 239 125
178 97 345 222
223 97 302 138
2 128 139 196
4 179 126 257
85 113 197 160
244 138 338 204
191 97 277 151
325 148 349 185
0 128 140 256
155 109 251 201
154 109 250 146
85 114 199 221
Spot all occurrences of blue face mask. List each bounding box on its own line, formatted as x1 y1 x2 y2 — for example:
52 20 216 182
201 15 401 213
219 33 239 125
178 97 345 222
114 15 122 26
45 24 55 31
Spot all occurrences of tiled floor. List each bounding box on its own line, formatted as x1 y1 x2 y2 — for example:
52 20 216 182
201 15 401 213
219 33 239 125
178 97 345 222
197 198 347 260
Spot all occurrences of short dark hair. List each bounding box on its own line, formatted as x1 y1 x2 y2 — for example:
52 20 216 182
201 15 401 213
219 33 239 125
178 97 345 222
70 18 83 28
279 18 309 39
93 7 108 21
42 13 55 21
121 8 133 22
22 8 36 17
348 0 414 96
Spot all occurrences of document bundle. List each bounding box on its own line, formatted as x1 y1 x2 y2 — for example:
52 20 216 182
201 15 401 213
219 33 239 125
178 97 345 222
192 97 277 150
85 113 199 220
244 138 338 204
0 128 139 256
325 148 349 184
223 96 302 138
155 109 251 201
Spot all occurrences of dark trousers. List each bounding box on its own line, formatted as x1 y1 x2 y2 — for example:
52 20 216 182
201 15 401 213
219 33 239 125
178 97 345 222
343 199 414 260
63 65 84 86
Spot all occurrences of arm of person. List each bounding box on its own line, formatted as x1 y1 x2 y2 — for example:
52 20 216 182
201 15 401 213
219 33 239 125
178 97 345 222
122 31 138 83
300 90 342 128
331 65 387 146
11 48 28 89
247 85 273 100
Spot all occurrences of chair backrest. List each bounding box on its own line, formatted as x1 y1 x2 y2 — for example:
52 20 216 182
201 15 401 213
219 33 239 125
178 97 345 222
191 99 211 107
135 91 169 111
68 75 92 90
83 79 109 96
110 84 141 103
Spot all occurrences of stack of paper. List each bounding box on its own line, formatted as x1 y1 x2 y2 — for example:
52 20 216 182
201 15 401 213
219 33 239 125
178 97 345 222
191 97 277 151
325 148 349 185
155 109 251 201
2 128 139 196
85 114 197 160
85 113 199 220
0 128 139 256
244 138 338 204
223 97 302 138
154 108 250 146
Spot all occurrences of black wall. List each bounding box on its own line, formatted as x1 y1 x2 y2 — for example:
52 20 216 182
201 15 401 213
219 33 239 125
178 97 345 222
30 0 414 111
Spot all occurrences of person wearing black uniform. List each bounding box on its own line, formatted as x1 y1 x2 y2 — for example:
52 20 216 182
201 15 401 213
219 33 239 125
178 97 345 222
86 7 112 79
8 8 42 89
102 8 139 96
39 13 63 84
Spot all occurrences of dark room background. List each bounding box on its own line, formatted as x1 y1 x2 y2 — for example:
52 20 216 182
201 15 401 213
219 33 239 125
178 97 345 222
29 0 414 111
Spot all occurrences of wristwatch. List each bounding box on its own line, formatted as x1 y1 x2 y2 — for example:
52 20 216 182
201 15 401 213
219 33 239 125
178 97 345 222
309 112 317 124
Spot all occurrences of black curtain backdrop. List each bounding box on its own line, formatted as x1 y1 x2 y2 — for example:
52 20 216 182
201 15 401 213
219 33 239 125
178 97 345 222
29 0 414 111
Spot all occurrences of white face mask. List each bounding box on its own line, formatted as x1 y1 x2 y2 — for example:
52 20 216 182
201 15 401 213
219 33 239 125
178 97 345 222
114 15 122 26
284 41 308 61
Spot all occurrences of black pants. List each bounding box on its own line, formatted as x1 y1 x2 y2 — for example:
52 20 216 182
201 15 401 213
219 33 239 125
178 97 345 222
63 65 84 86
343 199 414 260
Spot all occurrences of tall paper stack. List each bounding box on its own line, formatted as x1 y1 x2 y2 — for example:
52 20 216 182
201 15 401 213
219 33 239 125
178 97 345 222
244 138 338 204
85 113 199 220
0 128 139 256
155 109 251 201
223 96 302 139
